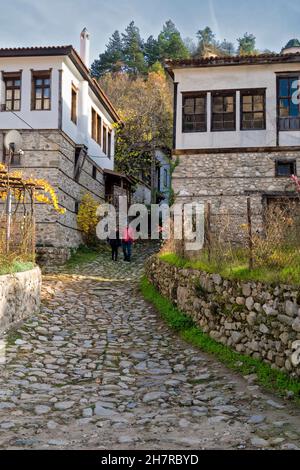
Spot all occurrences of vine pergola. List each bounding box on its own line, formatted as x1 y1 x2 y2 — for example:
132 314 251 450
0 164 65 258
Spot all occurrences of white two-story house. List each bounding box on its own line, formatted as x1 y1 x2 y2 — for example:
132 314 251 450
167 39 300 241
0 29 121 263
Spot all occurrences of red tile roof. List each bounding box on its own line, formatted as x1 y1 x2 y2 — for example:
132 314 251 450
0 45 121 124
165 51 300 75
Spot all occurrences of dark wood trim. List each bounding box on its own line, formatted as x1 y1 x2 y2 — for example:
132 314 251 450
1 70 22 112
275 158 297 177
173 82 178 149
240 88 266 131
182 92 207 134
181 87 267 95
173 146 300 156
30 69 52 111
276 75 280 146
276 74 300 135
211 90 236 132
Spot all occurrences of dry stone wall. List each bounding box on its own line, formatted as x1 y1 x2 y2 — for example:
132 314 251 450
0 267 41 334
145 256 300 378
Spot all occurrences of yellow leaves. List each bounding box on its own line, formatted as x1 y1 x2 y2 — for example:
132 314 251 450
77 193 100 243
0 163 65 215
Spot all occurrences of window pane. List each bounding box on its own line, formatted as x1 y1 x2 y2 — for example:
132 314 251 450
14 89 20 99
44 79 51 86
224 97 234 112
253 95 264 111
213 96 223 112
35 79 43 86
243 95 252 105
35 88 42 99
5 101 12 110
243 103 252 112
14 80 21 87
289 100 299 117
43 99 50 110
6 80 13 87
13 100 20 111
184 98 194 114
280 99 289 117
243 113 253 121
6 90 12 99
44 88 50 98
35 99 42 110
279 79 289 97
195 97 205 113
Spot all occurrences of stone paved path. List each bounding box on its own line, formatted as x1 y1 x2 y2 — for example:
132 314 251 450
0 242 300 450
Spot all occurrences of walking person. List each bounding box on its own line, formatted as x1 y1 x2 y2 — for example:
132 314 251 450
122 224 134 262
108 229 121 262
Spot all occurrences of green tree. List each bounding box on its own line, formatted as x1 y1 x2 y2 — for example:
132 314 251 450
144 35 160 66
218 39 236 56
196 26 216 55
122 21 147 75
157 20 190 61
99 71 173 197
91 30 124 78
237 33 257 55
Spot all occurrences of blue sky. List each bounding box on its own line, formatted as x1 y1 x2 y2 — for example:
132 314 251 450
0 0 299 62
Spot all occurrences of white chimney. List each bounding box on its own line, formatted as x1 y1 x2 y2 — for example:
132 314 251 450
80 28 90 67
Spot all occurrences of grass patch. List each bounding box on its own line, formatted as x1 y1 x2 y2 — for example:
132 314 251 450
0 260 35 276
160 251 300 286
65 245 102 270
140 276 300 402
6 329 22 346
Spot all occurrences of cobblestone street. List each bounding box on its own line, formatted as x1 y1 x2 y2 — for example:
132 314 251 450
0 243 300 450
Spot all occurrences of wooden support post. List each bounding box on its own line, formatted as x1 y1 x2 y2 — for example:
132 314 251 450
247 197 254 270
206 202 212 263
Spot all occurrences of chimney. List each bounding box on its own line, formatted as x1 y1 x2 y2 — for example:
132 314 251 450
80 28 90 67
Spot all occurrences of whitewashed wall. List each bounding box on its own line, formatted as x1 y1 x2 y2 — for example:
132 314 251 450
0 55 115 170
174 62 300 150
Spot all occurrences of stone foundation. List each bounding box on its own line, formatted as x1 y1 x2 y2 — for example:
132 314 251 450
145 256 300 378
0 267 41 334
172 150 300 243
0 129 105 265
36 247 71 267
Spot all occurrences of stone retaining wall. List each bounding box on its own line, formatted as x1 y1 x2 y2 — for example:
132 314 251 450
0 267 41 334
145 256 300 378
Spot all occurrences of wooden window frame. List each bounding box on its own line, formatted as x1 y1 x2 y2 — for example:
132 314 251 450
103 125 107 154
3 72 22 112
31 69 52 111
275 159 297 177
163 168 168 187
277 75 300 131
108 130 112 159
240 89 266 131
91 107 102 145
182 92 207 133
97 114 102 146
71 83 78 124
211 91 236 132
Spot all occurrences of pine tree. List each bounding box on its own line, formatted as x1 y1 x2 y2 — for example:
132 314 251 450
237 33 257 55
218 39 236 56
91 30 124 78
196 26 216 56
144 35 160 67
157 20 190 61
122 21 147 75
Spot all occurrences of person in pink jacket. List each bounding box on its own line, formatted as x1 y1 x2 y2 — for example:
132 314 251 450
122 225 135 262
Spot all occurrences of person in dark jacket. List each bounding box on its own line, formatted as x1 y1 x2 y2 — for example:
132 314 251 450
108 229 121 261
